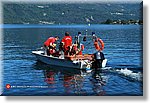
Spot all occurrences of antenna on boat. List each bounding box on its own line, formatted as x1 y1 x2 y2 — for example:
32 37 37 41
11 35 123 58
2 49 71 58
78 32 81 42
85 29 88 35
92 32 97 42
76 32 81 49
83 29 88 41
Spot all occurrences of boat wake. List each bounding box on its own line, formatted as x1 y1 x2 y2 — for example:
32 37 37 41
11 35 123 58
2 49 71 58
101 67 142 82
116 68 142 82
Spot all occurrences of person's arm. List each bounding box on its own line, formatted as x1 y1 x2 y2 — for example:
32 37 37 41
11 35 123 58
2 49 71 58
70 36 72 44
62 37 65 43
49 42 54 47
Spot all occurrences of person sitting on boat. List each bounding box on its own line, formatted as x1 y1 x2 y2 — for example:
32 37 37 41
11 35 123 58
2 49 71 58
70 41 78 56
49 43 57 55
58 42 64 58
70 40 84 56
44 36 59 55
61 32 72 55
78 43 84 55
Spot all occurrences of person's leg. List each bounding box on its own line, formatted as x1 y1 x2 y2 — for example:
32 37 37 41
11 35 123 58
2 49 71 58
91 61 96 70
100 52 105 60
47 49 50 56
95 60 103 80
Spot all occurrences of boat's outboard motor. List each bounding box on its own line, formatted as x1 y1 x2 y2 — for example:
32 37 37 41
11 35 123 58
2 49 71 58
93 51 105 68
91 51 105 80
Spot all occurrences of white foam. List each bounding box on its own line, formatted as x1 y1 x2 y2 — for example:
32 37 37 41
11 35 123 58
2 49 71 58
101 66 112 70
101 67 142 81
116 68 142 81
111 12 123 15
116 68 133 75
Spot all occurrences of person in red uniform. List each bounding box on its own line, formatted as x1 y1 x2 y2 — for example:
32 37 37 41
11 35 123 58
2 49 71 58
61 32 72 55
44 36 59 55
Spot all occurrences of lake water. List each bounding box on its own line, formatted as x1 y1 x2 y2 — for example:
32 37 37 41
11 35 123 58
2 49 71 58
1 24 143 96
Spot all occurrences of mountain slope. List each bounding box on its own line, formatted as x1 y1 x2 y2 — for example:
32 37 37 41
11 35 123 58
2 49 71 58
3 3 142 24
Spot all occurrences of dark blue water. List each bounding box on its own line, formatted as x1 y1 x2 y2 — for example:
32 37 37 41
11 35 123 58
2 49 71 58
1 24 143 96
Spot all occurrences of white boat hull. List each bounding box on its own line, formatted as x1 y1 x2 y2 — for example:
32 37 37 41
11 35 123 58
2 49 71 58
32 51 107 69
32 51 84 69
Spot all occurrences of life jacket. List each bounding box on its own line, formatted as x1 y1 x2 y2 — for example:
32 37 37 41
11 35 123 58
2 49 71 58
49 49 56 55
81 44 84 51
73 45 78 51
94 38 104 51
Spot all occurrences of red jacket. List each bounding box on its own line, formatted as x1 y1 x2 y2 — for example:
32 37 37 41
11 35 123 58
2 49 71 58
61 36 72 49
44 37 56 46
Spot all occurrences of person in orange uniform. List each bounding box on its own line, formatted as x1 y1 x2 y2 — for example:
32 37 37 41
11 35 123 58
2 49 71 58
93 37 105 69
92 36 105 82
44 36 59 55
61 32 72 55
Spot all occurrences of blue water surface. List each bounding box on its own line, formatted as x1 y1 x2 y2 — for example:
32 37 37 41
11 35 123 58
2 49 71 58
1 24 143 96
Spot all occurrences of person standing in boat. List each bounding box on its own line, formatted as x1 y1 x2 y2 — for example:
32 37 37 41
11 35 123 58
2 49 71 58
43 36 59 55
61 32 72 55
92 37 105 82
93 36 105 68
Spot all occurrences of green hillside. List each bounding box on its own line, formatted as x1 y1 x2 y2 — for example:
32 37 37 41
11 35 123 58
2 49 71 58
3 3 143 24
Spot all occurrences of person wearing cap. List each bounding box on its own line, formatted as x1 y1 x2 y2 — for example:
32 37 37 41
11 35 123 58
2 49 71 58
61 32 72 55
44 36 59 55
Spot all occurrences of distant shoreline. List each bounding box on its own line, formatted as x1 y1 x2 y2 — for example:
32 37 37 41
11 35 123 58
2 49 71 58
101 19 143 25
3 19 143 25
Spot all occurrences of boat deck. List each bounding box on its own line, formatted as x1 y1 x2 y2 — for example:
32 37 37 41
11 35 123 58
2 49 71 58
65 54 93 61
